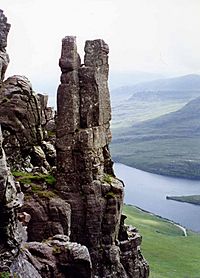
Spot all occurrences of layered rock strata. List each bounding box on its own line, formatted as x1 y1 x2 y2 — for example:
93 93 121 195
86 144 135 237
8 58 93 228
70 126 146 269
56 36 149 277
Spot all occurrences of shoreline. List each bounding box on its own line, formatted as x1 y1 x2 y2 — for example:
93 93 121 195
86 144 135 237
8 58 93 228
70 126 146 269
125 203 189 236
115 162 200 181
166 195 200 207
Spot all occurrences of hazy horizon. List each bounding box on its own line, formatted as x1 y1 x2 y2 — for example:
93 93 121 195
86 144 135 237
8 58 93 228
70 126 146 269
1 0 200 106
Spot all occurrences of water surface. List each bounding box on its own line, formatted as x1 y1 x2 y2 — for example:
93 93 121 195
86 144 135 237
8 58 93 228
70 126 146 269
114 163 200 232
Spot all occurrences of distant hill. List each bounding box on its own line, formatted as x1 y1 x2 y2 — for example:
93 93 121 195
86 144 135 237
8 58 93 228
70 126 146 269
111 96 200 179
129 96 200 138
109 71 164 90
111 74 200 129
111 74 200 101
129 74 200 92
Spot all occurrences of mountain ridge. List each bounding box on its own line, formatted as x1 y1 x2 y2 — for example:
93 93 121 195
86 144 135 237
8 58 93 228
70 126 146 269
111 74 200 98
111 74 200 129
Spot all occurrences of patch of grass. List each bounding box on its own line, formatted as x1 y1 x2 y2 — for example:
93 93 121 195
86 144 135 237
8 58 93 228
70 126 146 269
103 174 113 184
29 184 57 199
23 184 57 199
0 272 10 278
106 191 116 199
47 130 56 137
31 184 43 192
12 171 57 199
12 171 56 186
52 245 62 255
37 190 57 199
123 204 200 278
43 174 56 186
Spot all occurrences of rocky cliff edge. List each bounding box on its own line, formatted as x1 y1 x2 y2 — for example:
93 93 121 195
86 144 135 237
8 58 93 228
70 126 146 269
0 9 149 278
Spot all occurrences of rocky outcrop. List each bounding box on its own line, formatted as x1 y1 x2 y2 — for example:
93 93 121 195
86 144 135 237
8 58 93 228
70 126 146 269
0 75 56 171
22 235 92 278
0 12 56 171
0 11 26 272
0 9 10 82
0 10 92 278
0 8 149 277
22 194 71 242
10 235 92 278
0 125 24 271
0 125 41 278
0 12 56 172
56 36 149 277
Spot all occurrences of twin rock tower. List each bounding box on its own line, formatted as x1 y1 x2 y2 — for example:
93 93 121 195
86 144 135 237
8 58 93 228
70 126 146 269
56 36 149 277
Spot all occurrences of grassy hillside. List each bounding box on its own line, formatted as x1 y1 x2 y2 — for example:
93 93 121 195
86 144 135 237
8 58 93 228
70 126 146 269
111 97 200 179
123 205 200 278
111 99 185 129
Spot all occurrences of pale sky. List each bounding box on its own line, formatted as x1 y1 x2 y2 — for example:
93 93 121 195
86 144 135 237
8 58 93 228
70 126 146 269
1 0 200 100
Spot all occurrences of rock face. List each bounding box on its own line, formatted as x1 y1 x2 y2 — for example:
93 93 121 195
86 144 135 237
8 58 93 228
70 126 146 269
23 235 92 278
56 36 149 277
0 13 56 172
0 123 44 278
0 75 56 171
0 125 24 271
0 9 10 81
0 9 149 277
0 12 41 276
0 11 92 278
23 194 71 242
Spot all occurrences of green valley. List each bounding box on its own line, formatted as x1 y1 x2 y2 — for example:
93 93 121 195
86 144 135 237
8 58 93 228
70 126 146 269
111 74 200 179
111 74 200 129
123 205 200 278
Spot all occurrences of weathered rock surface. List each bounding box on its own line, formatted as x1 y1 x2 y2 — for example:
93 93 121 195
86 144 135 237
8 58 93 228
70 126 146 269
0 10 93 278
56 36 149 277
10 234 92 278
0 125 34 276
0 9 149 277
0 11 41 277
21 235 92 278
22 194 71 242
0 9 10 82
0 75 56 171
0 17 56 172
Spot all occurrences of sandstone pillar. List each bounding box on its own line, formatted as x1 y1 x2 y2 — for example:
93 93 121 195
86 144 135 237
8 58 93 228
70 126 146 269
56 36 149 277
56 37 124 274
